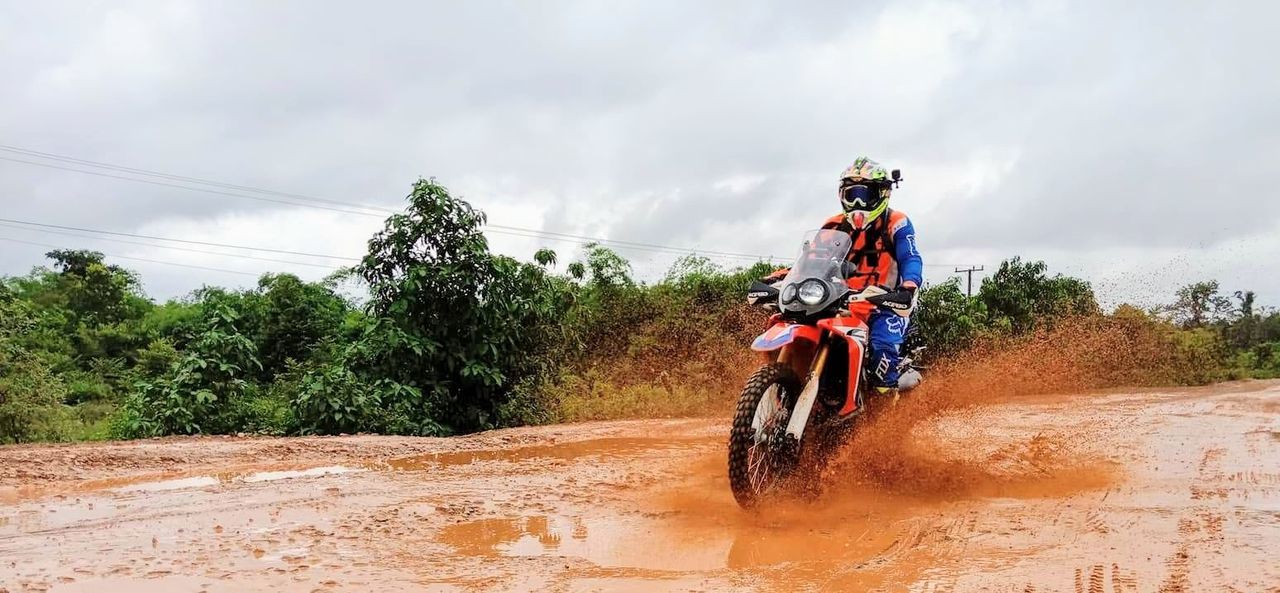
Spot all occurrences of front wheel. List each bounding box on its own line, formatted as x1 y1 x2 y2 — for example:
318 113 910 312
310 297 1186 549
728 362 802 508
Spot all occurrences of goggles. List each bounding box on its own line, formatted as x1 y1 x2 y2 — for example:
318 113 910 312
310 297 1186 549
840 184 884 211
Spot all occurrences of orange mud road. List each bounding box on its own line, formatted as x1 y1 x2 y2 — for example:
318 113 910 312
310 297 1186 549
2 382 1278 592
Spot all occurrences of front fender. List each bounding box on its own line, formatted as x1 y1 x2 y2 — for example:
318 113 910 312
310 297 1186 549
820 317 869 417
750 323 822 352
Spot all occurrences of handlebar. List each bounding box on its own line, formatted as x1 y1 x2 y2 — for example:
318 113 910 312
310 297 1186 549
748 280 914 316
842 285 914 315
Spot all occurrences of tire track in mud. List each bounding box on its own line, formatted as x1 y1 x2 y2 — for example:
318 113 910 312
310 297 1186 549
1072 564 1104 593
1060 561 1140 593
1157 517 1199 593
1158 438 1241 592
1110 563 1139 593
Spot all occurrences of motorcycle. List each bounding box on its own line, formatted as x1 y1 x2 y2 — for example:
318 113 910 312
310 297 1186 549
727 229 924 508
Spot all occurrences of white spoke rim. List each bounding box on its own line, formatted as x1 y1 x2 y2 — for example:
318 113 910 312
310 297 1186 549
746 383 786 494
751 385 781 445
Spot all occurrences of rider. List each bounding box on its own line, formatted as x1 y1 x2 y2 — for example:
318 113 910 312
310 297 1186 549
764 156 923 395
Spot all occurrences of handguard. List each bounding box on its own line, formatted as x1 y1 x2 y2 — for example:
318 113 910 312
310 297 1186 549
746 280 780 309
852 285 916 317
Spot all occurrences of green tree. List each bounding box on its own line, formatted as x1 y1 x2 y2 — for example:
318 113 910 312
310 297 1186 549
352 178 572 434
1227 290 1259 348
914 278 987 356
44 249 148 327
978 257 1098 333
582 243 635 289
1166 281 1232 328
254 273 347 379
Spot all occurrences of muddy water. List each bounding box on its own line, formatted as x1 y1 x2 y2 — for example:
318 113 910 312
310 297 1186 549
2 383 1278 592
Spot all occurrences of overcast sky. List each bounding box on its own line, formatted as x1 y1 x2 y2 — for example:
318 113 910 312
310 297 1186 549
2 0 1277 308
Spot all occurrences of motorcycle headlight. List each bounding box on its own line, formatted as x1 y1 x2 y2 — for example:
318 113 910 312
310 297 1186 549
798 279 827 305
781 283 799 303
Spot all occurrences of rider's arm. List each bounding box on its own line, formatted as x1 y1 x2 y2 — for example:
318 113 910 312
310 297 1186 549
891 216 923 289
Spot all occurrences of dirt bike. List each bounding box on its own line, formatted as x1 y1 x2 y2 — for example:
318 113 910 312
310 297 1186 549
727 229 924 508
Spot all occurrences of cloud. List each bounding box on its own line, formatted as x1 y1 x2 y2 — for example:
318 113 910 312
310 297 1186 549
1 0 1276 304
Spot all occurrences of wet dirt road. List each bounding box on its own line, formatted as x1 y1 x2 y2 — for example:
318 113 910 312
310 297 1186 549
2 381 1278 592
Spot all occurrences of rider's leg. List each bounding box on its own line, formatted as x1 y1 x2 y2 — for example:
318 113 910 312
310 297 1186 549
868 310 909 390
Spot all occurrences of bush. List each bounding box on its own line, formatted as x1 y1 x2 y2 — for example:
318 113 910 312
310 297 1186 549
0 354 69 443
292 362 383 435
979 257 1098 333
122 303 261 436
352 179 574 434
914 278 987 358
229 391 295 436
0 296 70 443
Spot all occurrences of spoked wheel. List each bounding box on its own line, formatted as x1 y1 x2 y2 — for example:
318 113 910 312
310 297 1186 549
728 363 802 509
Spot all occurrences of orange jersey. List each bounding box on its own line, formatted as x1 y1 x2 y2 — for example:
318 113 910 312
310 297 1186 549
818 209 919 291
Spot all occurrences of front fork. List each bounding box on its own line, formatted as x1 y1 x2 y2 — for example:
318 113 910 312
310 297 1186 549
783 341 831 442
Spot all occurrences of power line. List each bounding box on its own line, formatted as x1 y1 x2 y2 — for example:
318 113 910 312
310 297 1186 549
0 155 389 217
0 215 779 268
0 144 394 213
0 154 779 261
0 222 343 270
0 236 262 277
0 217 359 261
0 146 789 260
0 144 980 268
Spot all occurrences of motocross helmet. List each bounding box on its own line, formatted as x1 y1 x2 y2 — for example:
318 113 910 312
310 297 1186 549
839 156 893 230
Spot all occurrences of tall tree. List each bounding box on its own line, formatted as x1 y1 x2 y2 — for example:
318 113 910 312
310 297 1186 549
44 249 146 327
1168 281 1232 328
353 178 569 434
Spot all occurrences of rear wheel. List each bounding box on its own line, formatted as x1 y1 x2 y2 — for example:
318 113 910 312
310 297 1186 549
728 362 802 508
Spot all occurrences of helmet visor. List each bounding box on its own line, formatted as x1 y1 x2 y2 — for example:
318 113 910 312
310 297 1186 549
841 184 883 212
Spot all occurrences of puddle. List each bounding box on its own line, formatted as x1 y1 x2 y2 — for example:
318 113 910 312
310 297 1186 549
51 576 239 593
242 465 362 483
437 507 913 572
113 476 220 493
385 437 715 471
104 465 363 495
440 514 726 571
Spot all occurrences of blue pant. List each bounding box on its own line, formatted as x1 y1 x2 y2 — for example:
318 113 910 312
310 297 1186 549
868 310 909 388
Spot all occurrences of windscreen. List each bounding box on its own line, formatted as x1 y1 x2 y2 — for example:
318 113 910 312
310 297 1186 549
782 229 852 285
778 229 853 314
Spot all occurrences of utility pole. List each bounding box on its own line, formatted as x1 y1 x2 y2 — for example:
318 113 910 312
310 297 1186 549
954 265 984 297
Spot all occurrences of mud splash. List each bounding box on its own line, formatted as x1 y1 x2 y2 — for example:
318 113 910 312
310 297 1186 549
824 317 1199 500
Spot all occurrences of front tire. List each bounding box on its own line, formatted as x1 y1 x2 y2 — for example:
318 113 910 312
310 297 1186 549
728 362 802 508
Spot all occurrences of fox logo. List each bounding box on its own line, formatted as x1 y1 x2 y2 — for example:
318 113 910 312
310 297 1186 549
875 355 891 380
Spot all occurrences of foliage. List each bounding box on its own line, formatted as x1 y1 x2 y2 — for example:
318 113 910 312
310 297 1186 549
254 273 347 379
0 296 70 443
978 257 1098 334
43 249 149 327
352 178 574 434
1157 280 1280 378
292 358 383 435
3 177 1278 443
914 278 987 357
120 303 261 436
1165 280 1233 328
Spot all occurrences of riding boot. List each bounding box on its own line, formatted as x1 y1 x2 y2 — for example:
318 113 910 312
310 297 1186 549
875 386 901 405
